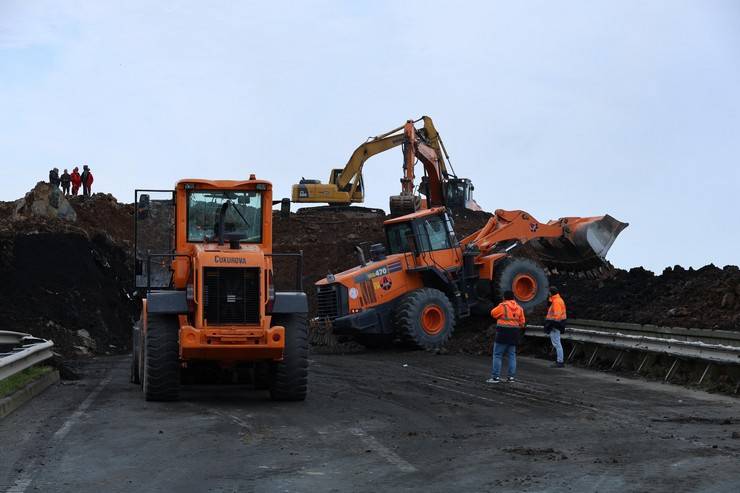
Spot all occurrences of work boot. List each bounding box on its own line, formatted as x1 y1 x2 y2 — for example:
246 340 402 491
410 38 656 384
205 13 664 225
551 362 565 368
486 377 500 384
507 376 515 383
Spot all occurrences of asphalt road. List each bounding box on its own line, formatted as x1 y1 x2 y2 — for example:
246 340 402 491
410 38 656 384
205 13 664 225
1 351 739 493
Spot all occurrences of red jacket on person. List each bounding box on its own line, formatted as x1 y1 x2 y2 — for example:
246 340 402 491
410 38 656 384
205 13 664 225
71 170 82 186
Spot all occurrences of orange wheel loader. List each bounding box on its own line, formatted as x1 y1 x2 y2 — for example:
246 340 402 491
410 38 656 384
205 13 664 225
130 176 308 401
313 207 626 349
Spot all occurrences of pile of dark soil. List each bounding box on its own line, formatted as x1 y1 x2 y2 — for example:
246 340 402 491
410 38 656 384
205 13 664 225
0 189 137 357
1 184 737 359
551 265 740 331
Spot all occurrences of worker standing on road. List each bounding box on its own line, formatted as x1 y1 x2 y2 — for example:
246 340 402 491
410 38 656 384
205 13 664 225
70 167 82 195
544 287 567 368
487 291 526 384
60 168 71 195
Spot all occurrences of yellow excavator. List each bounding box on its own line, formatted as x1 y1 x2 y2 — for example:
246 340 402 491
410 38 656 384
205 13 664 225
291 116 481 215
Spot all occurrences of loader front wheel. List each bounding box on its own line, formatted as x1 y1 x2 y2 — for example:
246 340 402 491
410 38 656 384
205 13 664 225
492 257 549 312
394 288 455 349
143 313 180 401
270 314 308 401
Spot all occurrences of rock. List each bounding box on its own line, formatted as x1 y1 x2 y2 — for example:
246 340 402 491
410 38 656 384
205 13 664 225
667 307 689 317
76 329 97 351
14 182 77 222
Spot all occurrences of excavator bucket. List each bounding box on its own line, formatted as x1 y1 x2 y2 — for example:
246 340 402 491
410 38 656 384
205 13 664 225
520 215 628 276
389 194 421 216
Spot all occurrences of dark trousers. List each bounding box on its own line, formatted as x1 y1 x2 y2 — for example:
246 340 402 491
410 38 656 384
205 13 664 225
83 183 91 197
62 184 70 195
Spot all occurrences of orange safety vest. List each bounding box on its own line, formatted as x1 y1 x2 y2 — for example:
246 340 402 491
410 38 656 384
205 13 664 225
491 300 526 327
546 294 567 321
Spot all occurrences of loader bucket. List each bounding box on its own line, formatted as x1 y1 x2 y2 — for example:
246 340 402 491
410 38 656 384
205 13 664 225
521 215 628 275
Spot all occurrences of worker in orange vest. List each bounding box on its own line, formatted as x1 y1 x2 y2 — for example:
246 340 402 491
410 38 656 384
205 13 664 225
544 286 567 368
487 290 526 383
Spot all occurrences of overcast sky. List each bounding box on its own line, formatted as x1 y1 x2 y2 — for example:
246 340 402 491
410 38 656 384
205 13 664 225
1 1 738 272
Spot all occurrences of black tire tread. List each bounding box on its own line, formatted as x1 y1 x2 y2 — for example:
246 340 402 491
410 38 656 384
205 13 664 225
492 256 549 311
393 288 455 349
270 314 309 401
144 313 180 401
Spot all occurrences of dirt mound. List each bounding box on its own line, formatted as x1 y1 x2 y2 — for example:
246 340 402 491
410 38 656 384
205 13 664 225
0 231 137 357
551 265 740 331
0 189 136 357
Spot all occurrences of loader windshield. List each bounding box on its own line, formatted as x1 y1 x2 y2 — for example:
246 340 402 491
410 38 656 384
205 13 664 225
187 190 263 243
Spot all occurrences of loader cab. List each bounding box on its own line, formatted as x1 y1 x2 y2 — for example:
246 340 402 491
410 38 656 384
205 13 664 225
385 208 459 257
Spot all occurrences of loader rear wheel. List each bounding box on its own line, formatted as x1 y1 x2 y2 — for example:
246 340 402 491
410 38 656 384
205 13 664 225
492 257 549 312
394 288 455 349
143 313 180 401
269 314 308 401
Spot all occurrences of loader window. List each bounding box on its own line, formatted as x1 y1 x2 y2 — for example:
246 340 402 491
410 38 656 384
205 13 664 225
187 190 263 243
418 215 452 252
386 222 415 254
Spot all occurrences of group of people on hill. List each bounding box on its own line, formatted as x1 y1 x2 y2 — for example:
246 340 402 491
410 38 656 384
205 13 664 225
48 165 94 197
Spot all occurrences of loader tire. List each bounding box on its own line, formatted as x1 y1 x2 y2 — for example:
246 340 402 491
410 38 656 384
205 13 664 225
492 257 549 312
270 314 308 401
394 288 455 349
143 313 180 401
130 317 142 385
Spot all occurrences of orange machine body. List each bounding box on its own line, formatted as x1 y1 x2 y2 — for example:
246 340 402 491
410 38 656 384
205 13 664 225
140 178 298 363
314 206 625 341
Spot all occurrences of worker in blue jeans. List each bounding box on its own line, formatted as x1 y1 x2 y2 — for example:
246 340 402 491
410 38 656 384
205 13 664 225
487 291 526 383
544 286 567 368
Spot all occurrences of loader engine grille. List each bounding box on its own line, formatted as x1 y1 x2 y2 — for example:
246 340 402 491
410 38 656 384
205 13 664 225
316 284 348 320
203 267 260 325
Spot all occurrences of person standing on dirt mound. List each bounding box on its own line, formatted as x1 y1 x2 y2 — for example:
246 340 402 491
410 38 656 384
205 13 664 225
544 286 567 368
60 169 71 195
487 291 526 384
70 167 82 195
81 165 94 197
48 167 60 188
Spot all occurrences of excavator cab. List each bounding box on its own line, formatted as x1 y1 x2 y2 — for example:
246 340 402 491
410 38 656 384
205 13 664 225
444 178 477 211
291 168 364 205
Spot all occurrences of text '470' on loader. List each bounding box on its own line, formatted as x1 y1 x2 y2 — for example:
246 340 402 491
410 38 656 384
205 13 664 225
131 176 309 401
312 207 626 349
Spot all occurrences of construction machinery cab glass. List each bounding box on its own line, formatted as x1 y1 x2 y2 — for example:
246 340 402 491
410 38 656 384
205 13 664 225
186 190 263 243
385 210 458 255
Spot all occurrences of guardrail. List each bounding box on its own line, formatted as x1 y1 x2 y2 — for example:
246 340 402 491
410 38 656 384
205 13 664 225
526 320 740 365
0 331 55 381
525 319 740 389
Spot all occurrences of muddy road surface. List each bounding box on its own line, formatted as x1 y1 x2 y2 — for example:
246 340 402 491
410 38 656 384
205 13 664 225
2 352 739 492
